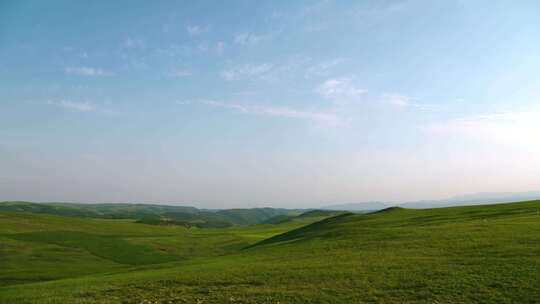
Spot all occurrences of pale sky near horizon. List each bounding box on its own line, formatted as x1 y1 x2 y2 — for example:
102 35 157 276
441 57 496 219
1 0 540 208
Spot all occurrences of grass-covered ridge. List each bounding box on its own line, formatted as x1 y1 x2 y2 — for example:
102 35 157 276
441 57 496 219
1 200 539 303
0 209 329 287
0 201 299 227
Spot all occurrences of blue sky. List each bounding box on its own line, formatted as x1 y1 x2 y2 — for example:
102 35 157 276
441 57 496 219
1 0 540 208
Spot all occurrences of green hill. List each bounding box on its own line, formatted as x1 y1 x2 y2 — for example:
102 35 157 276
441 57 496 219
261 209 346 224
0 201 296 227
1 200 539 303
0 209 328 287
0 201 199 219
215 207 296 225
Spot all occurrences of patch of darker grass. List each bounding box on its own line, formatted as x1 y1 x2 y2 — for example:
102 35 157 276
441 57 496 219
8 231 179 265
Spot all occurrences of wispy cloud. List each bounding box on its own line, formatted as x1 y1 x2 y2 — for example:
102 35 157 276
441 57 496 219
47 100 95 112
216 41 225 55
123 37 144 49
64 66 112 76
119 37 151 70
220 63 274 81
317 78 367 103
187 25 209 36
355 1 410 23
383 93 410 106
233 32 266 46
381 93 446 111
220 57 310 82
178 99 347 127
154 44 190 58
304 58 347 79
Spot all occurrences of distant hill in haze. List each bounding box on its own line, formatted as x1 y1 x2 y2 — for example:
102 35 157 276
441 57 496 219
321 191 540 211
321 202 395 211
262 210 347 224
0 201 297 227
214 208 296 225
401 191 540 208
4 191 540 223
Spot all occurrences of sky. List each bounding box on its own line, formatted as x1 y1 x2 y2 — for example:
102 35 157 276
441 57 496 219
1 0 540 208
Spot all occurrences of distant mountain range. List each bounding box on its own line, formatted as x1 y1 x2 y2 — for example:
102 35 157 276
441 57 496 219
322 191 540 211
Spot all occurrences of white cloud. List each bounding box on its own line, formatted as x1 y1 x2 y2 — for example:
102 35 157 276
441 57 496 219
119 37 149 69
234 32 265 45
216 41 225 55
198 43 210 53
122 37 144 49
304 58 347 79
184 99 347 127
317 78 367 102
187 25 208 36
381 93 448 111
383 93 410 106
47 100 95 112
154 44 190 58
221 63 274 81
220 56 310 82
64 66 111 76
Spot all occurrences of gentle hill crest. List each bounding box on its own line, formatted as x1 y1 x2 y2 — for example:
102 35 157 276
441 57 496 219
0 201 300 227
250 200 540 248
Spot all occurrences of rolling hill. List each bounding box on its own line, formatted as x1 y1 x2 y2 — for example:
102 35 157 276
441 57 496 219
0 201 297 227
322 191 540 211
1 200 539 303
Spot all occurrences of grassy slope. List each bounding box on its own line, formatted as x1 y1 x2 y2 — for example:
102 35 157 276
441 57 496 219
262 210 346 224
0 202 296 227
1 201 540 303
0 211 324 288
0 201 198 219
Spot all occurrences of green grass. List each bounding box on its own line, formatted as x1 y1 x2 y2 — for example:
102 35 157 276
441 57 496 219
8 231 178 265
0 201 298 226
0 210 325 289
1 201 540 303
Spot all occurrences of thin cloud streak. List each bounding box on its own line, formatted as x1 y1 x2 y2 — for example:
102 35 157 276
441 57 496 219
304 58 348 79
220 63 274 81
187 25 208 36
47 100 95 112
383 93 410 107
233 32 266 45
317 78 367 103
64 66 112 76
179 99 348 127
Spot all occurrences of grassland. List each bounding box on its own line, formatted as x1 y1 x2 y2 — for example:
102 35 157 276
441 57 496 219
1 201 540 303
0 210 326 287
0 202 298 227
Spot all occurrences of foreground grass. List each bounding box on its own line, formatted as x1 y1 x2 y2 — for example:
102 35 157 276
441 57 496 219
0 211 325 286
1 201 540 303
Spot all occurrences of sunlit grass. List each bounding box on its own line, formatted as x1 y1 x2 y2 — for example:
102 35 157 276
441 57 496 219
1 201 539 303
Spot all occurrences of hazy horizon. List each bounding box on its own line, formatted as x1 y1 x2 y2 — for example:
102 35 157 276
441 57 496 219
3 189 540 211
2 1 540 208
